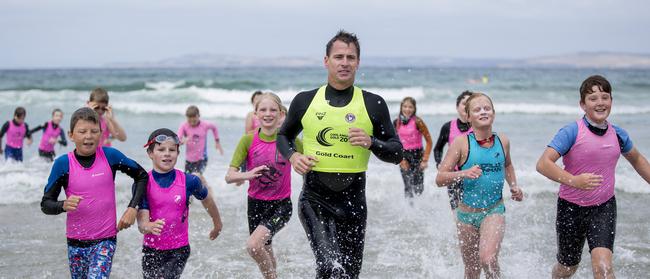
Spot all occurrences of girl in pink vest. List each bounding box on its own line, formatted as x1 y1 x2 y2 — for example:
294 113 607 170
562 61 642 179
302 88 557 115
30 108 68 162
537 75 650 279
137 128 222 279
433 91 474 210
0 106 33 162
226 92 299 279
394 97 433 198
40 107 149 278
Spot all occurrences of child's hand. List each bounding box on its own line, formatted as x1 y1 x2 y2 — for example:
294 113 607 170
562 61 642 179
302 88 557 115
209 219 223 240
143 219 165 236
570 173 602 190
463 165 482 179
400 160 409 170
26 138 33 146
216 143 224 155
117 207 137 231
510 185 524 202
63 195 83 212
103 105 114 120
420 161 429 170
244 165 269 180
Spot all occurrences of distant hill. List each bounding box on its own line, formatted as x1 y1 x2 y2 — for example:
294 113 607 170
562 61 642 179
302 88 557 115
106 52 650 69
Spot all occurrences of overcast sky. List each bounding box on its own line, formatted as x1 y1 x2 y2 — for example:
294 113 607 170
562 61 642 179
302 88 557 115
1 0 648 68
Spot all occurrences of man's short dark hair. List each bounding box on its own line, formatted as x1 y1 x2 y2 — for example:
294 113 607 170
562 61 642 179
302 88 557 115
326 30 360 58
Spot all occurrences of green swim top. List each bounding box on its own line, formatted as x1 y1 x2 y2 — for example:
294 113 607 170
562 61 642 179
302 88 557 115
301 85 373 173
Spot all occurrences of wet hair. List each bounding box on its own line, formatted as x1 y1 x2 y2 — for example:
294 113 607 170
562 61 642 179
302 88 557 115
251 91 263 104
399 97 417 116
326 30 360 58
456 90 474 107
186 105 200 117
579 75 612 103
464 92 495 117
52 108 63 116
14 107 26 118
254 92 283 111
70 107 100 132
146 128 179 153
89 87 109 104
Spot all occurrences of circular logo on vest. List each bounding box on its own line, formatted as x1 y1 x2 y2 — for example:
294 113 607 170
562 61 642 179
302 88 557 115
317 127 334 146
345 113 356 123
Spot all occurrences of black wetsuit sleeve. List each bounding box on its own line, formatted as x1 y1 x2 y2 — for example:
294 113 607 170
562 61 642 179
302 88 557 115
434 121 451 166
363 91 403 164
24 123 32 139
59 129 67 146
28 123 46 135
0 121 8 138
41 156 69 215
277 90 317 160
104 147 148 209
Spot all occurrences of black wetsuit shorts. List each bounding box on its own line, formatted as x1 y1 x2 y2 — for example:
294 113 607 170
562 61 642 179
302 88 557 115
556 196 616 266
247 197 292 245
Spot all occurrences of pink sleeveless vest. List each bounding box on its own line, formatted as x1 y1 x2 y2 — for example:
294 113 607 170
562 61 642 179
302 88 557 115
397 117 423 150
66 147 117 240
143 169 189 250
245 131 291 200
6 121 26 149
100 117 111 147
38 121 61 152
448 118 472 145
560 119 620 206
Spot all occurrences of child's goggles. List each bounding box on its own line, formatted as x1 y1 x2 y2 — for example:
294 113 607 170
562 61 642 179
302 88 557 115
143 134 180 148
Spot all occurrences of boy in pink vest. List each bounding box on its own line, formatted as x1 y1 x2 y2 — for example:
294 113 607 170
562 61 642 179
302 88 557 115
87 87 127 147
29 108 68 162
41 107 148 278
178 105 223 177
137 128 222 279
0 106 33 162
537 75 650 279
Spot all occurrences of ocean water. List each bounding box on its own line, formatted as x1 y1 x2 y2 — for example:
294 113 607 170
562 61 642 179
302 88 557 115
1 67 649 278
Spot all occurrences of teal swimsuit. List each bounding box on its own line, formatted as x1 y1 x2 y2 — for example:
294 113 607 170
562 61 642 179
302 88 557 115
457 133 506 228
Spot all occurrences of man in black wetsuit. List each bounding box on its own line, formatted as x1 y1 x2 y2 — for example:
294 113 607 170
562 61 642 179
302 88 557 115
277 30 403 278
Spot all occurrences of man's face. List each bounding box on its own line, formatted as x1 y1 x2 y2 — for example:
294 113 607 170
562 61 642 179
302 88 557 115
324 40 359 88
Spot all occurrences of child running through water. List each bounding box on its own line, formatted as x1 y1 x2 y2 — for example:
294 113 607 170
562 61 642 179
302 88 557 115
29 108 68 162
87 87 127 146
225 92 298 279
393 97 433 198
436 93 523 279
137 128 223 279
0 107 33 162
434 90 473 210
536 75 650 279
178 105 223 179
245 90 264 134
40 107 148 278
